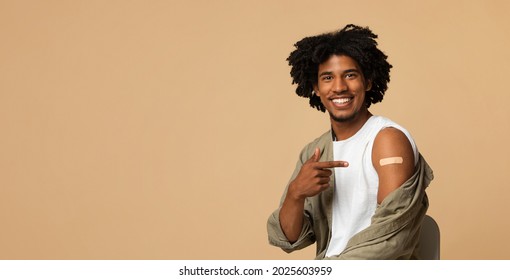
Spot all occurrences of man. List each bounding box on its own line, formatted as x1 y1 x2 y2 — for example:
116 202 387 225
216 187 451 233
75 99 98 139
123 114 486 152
267 24 434 259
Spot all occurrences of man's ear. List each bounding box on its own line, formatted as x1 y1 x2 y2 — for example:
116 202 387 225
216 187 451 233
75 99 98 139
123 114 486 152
312 85 319 96
365 80 372 91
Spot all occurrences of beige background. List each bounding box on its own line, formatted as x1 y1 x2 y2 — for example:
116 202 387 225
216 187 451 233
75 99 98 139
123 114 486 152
1 0 509 260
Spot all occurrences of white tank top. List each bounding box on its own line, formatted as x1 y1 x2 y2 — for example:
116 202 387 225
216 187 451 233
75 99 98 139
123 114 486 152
325 115 419 257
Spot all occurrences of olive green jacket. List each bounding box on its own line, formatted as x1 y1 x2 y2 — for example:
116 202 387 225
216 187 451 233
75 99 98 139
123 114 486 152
267 130 434 259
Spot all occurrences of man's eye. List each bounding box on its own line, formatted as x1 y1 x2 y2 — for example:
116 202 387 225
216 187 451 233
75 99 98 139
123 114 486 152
322 76 332 81
345 73 358 79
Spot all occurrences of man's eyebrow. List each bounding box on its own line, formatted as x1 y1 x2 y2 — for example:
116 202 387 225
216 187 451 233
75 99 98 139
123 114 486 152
343 69 360 73
318 69 361 77
318 71 333 77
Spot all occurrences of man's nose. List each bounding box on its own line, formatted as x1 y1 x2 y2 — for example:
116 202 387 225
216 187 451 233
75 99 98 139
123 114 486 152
332 77 347 92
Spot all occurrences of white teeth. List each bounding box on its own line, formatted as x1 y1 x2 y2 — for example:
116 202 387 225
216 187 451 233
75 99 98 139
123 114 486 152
332 98 351 104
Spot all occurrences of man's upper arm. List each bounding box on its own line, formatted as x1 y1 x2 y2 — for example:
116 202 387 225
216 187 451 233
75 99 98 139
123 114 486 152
372 127 415 204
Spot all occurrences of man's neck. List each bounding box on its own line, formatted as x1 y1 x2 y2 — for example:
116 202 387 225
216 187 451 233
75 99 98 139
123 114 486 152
331 109 372 141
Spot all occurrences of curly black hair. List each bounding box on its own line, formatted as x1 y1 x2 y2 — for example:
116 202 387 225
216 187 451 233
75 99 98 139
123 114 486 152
287 24 392 112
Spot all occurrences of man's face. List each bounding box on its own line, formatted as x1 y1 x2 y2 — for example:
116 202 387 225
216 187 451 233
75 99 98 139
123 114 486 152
314 55 371 123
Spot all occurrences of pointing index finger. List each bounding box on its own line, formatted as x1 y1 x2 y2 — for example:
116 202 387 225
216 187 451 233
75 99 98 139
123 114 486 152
315 160 349 169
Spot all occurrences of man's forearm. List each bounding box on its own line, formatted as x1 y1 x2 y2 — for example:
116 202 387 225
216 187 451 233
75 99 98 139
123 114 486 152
278 188 306 243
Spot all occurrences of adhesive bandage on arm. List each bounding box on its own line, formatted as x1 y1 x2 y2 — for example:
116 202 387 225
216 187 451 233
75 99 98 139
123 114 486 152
379 157 403 166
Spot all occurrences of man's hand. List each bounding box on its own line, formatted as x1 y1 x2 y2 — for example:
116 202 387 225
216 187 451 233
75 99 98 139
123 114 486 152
288 147 349 201
280 147 348 242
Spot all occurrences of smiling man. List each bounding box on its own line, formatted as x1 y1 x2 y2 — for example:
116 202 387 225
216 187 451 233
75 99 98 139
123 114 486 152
267 25 434 259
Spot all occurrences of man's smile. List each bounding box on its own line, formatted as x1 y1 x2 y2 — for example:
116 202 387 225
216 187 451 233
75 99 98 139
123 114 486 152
331 96 354 108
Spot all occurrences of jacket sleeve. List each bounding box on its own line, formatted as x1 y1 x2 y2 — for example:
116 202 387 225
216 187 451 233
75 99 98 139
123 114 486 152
266 148 317 253
323 154 433 260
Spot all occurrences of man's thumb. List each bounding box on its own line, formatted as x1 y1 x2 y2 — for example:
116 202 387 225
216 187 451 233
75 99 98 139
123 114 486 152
311 147 320 162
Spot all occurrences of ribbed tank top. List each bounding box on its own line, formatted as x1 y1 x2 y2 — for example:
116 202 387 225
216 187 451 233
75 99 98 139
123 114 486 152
325 115 418 257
